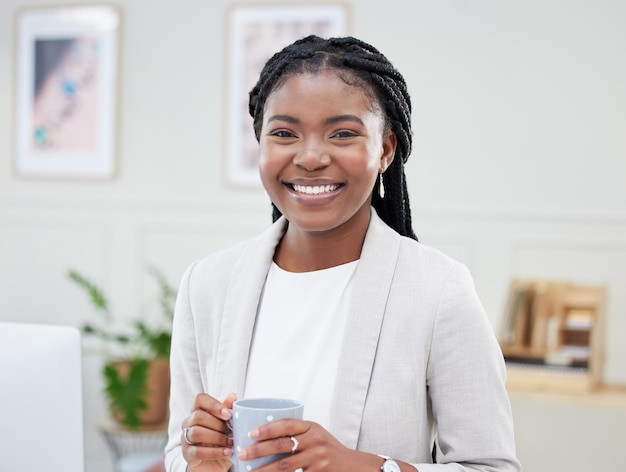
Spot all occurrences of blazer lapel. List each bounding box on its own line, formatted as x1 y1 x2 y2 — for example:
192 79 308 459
213 219 288 399
329 211 401 449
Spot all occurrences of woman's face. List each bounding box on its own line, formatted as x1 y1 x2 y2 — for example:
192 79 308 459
258 70 396 236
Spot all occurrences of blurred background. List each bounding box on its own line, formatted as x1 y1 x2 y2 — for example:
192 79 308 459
1 0 625 471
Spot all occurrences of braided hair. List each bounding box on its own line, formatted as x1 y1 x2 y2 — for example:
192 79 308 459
249 35 417 240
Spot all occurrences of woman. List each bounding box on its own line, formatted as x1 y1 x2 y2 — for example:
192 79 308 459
165 35 520 472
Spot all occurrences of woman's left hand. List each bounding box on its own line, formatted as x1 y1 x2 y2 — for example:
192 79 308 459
236 419 380 471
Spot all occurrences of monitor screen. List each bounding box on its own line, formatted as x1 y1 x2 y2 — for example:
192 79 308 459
0 322 84 472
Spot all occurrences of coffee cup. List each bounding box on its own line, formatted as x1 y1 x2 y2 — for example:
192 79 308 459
230 398 304 471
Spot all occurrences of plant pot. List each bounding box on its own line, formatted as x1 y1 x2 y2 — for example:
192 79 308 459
110 358 170 427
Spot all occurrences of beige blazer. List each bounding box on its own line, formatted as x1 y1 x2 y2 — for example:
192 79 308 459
165 210 521 472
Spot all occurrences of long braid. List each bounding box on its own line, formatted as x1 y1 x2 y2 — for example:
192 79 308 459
249 35 417 240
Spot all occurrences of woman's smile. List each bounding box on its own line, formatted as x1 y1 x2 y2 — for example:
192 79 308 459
285 180 345 206
291 183 341 195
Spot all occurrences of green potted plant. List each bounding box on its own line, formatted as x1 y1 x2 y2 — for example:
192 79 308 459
68 266 176 429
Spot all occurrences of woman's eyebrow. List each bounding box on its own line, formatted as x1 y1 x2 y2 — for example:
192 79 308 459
267 114 299 124
267 114 365 126
325 115 364 126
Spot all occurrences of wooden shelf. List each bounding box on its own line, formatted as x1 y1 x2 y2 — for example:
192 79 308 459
506 363 593 395
508 381 626 410
500 279 606 393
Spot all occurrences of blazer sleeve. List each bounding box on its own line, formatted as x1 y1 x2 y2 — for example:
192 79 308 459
414 264 521 472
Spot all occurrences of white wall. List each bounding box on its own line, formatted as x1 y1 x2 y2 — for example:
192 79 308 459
1 1 625 471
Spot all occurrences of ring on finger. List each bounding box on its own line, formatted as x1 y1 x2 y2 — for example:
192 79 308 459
290 435 299 453
183 427 195 445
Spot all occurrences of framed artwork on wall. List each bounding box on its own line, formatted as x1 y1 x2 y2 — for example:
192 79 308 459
224 3 349 187
13 5 121 179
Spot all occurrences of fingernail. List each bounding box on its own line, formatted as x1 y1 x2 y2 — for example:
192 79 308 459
224 448 233 457
222 407 232 419
248 429 259 439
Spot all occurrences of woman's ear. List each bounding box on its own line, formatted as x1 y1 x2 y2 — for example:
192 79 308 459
379 131 397 173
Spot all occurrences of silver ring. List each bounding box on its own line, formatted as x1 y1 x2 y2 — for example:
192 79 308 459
183 427 195 445
290 436 299 453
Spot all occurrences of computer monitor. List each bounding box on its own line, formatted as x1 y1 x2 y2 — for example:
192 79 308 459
0 322 84 472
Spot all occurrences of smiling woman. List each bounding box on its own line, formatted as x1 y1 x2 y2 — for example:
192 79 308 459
164 35 521 472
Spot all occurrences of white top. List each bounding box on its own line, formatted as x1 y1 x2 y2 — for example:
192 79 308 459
244 260 358 430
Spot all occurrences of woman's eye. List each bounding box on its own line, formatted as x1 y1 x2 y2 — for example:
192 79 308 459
270 130 295 138
332 130 357 139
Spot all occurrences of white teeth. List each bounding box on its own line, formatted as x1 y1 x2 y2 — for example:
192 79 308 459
292 184 339 195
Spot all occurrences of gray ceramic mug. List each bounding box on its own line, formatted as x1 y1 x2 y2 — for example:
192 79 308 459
230 398 304 472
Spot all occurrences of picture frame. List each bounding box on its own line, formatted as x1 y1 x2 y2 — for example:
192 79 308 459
224 3 349 187
13 5 121 179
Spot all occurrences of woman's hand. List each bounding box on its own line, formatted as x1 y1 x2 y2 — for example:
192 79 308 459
236 419 385 471
181 392 237 472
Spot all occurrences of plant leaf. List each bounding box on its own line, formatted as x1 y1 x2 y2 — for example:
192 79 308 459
67 270 110 314
103 359 149 429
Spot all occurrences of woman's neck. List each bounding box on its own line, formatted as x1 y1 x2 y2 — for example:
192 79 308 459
273 211 370 273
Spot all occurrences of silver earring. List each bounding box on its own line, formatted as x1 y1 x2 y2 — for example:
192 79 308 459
378 173 385 198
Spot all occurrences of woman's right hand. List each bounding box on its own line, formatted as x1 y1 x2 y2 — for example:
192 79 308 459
181 392 237 472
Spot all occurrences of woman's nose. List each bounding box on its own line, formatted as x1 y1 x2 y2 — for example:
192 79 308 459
293 138 331 171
